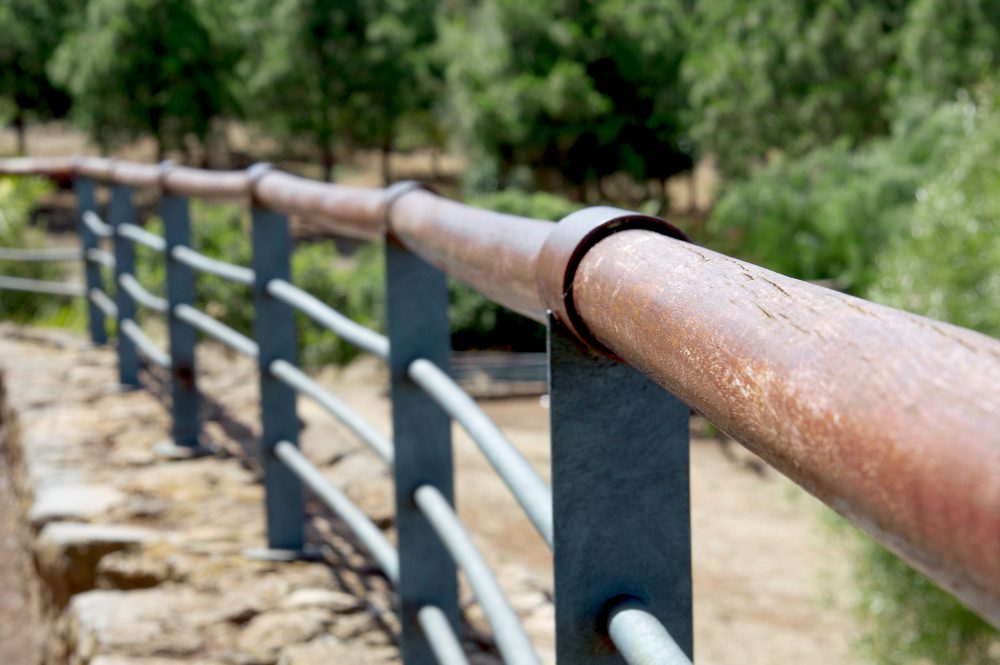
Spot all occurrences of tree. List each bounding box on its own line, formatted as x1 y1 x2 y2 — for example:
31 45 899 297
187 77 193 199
892 0 1000 106
242 0 439 183
442 0 694 201
0 1 76 155
684 0 908 177
49 0 238 160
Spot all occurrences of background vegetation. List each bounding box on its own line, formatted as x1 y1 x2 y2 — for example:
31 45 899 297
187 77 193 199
1 0 999 662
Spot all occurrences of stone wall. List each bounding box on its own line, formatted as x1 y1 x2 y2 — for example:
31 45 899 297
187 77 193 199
0 325 536 665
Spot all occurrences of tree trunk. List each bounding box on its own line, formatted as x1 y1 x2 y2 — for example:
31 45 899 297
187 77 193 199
430 149 441 181
381 137 392 186
688 171 698 215
13 112 26 156
321 143 335 182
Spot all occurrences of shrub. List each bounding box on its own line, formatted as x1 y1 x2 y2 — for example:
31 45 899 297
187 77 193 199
0 176 80 324
706 97 977 293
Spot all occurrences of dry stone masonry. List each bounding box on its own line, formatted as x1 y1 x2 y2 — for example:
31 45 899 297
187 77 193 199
0 324 543 665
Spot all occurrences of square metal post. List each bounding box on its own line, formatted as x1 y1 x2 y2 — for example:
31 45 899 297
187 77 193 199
548 316 693 663
109 184 139 386
157 194 207 457
385 238 460 665
73 177 107 344
249 206 306 554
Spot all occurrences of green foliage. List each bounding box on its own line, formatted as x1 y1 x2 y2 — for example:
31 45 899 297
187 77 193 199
893 0 1000 107
870 87 1000 337
0 0 76 152
684 0 906 176
834 526 999 665
242 0 439 179
49 0 238 158
706 95 977 293
441 0 694 193
0 176 75 322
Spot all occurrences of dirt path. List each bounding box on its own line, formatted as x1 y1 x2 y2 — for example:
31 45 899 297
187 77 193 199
296 359 857 665
0 454 41 664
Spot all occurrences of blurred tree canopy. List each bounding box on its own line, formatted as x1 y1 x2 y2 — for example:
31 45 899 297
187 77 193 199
441 0 693 198
239 0 439 181
0 0 78 154
49 0 238 160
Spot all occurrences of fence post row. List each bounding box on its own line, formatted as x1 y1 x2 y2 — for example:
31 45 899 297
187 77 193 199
158 177 206 458
540 208 694 663
249 166 308 556
109 184 139 387
73 176 107 344
385 182 461 665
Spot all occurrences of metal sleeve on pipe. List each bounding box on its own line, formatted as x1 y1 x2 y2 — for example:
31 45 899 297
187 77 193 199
267 279 389 359
0 275 83 297
607 600 692 665
171 245 255 285
269 359 394 465
417 605 470 665
120 319 170 368
414 484 541 665
0 247 82 262
174 303 259 358
274 440 399 583
118 273 167 313
118 223 166 253
408 358 553 547
573 229 1000 625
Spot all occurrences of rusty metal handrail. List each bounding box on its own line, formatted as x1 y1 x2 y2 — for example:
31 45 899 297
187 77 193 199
2 155 998 629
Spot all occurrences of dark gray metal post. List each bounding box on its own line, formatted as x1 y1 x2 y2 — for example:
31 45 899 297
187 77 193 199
548 316 693 663
109 185 139 386
385 238 460 665
249 206 306 555
74 177 107 344
157 194 207 458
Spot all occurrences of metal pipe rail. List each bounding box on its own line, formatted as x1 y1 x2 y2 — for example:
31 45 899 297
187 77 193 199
173 303 259 358
120 319 171 369
89 288 117 318
269 359 394 465
0 155 997 653
608 600 691 665
266 278 389 359
414 484 541 665
171 245 255 285
408 358 553 547
118 274 168 313
417 606 470 665
86 247 116 269
118 223 166 252
0 247 82 262
81 210 113 237
0 275 84 297
273 440 399 582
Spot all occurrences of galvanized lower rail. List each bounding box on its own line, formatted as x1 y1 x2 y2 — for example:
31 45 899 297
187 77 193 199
1 157 997 665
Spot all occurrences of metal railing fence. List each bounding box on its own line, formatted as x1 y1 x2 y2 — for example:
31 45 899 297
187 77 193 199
0 156 997 664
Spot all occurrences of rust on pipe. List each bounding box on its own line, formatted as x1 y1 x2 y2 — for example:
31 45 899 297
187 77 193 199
110 161 161 189
389 188 553 321
0 156 76 184
75 156 116 181
571 229 1000 625
252 170 386 240
161 166 249 201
